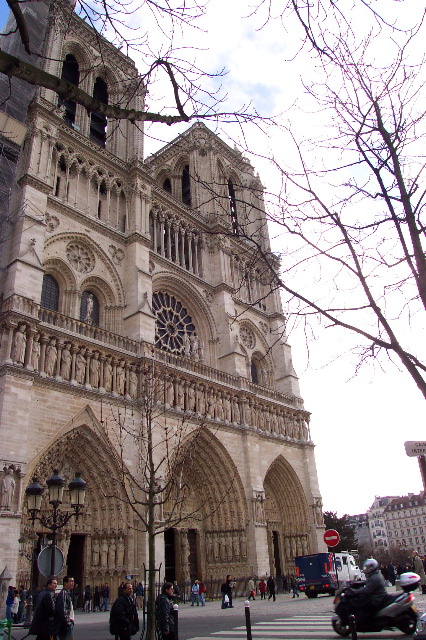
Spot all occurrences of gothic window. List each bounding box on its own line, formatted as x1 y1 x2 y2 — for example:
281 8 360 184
182 164 191 206
251 359 259 384
152 292 196 354
228 179 238 235
80 291 99 326
59 54 79 126
41 274 59 311
163 178 172 193
90 77 108 147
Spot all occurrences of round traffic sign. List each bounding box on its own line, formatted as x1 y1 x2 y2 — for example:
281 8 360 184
37 546 64 577
324 529 340 547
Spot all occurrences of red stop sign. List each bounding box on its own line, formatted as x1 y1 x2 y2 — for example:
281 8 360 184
324 529 340 547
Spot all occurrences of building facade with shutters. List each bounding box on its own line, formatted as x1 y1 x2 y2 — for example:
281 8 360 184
0 0 326 593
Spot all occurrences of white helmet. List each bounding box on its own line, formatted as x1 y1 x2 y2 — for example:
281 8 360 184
363 558 379 575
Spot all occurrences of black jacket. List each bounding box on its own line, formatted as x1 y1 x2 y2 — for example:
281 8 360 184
109 594 139 636
346 569 388 609
29 588 55 637
54 588 73 637
156 594 174 634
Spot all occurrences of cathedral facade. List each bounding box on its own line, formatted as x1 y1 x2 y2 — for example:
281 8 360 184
0 0 325 595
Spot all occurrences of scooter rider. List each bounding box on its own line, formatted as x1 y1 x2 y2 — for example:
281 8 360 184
343 558 389 627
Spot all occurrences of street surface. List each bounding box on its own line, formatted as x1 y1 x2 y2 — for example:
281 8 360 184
10 589 426 640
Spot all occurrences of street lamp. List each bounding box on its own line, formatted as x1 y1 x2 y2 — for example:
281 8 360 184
25 470 86 577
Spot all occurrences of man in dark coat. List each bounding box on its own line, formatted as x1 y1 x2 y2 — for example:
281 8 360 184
156 582 175 639
28 577 57 640
54 576 75 640
344 558 388 628
109 582 139 640
267 576 276 601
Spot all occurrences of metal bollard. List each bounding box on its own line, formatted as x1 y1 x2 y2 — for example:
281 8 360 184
244 600 252 640
173 603 179 640
348 614 357 640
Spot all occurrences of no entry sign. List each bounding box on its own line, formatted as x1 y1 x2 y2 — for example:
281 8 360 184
324 529 340 547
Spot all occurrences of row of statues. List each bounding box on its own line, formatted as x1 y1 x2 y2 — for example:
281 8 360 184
91 536 126 568
203 530 248 564
9 325 310 440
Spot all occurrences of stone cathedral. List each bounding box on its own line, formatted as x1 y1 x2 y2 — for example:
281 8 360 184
0 0 325 594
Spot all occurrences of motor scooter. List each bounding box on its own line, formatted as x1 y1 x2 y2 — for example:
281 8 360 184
332 572 420 636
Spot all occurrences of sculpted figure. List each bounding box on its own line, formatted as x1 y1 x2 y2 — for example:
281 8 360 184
108 538 116 567
84 293 94 323
197 385 205 414
75 348 86 384
117 360 125 395
30 334 41 369
104 356 112 392
129 370 138 399
89 352 100 388
232 532 240 561
100 538 108 566
60 343 72 379
176 380 184 410
0 468 16 510
224 394 232 422
232 396 240 424
45 338 57 376
190 334 199 358
186 384 195 412
182 332 191 357
92 538 100 566
212 532 219 562
216 393 224 421
198 339 204 362
13 324 27 364
117 537 125 567
165 376 174 405
207 390 215 418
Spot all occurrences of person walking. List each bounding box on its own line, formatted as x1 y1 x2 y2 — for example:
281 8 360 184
11 590 20 622
413 551 426 593
5 586 14 620
247 577 256 600
199 581 206 606
156 582 175 639
100 583 110 611
191 580 200 606
258 578 267 600
28 576 57 640
54 575 75 640
290 574 299 598
267 575 276 601
109 582 139 640
93 586 101 611
134 583 144 610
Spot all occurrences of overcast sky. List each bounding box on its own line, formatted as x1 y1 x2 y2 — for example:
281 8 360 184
1 0 425 517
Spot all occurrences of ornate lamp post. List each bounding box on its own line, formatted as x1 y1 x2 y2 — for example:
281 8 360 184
25 470 86 577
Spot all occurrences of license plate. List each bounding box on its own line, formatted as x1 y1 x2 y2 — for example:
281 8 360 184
309 586 315 590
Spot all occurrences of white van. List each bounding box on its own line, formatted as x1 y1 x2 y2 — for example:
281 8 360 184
334 551 363 585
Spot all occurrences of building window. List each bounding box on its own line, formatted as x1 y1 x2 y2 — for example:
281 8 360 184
80 291 99 326
41 274 59 311
251 360 259 384
228 179 238 235
59 54 79 126
152 292 197 356
90 77 108 147
182 165 191 206
163 178 172 193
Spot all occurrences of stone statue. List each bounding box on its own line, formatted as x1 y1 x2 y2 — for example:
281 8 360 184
0 468 16 510
182 332 191 357
13 324 27 364
108 538 116 567
198 340 204 362
60 343 72 379
207 391 215 418
116 360 125 395
89 352 100 388
197 386 205 414
100 538 108 566
165 377 174 406
224 394 232 422
104 356 112 392
92 538 100 566
212 532 219 562
314 497 324 526
232 396 240 424
84 293 94 324
176 381 184 410
116 537 125 567
190 334 199 358
30 334 40 369
129 370 138 399
75 349 86 384
45 338 57 377
186 384 195 412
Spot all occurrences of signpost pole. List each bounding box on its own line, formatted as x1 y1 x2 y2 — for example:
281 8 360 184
419 456 426 492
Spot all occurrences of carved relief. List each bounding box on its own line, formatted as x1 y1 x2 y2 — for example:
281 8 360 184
66 242 95 273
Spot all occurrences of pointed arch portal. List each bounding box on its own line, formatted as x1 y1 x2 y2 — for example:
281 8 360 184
264 456 310 575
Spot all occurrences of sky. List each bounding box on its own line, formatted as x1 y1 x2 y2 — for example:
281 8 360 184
1 0 425 517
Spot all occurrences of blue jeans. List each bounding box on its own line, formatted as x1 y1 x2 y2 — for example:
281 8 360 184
191 593 200 606
6 604 12 620
101 596 109 611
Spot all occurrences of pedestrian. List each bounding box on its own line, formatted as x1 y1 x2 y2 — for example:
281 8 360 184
100 583 110 611
109 582 139 640
118 581 125 597
54 575 75 640
11 590 20 622
247 577 256 600
191 580 200 606
134 583 144 610
172 581 180 604
225 575 234 608
290 574 299 598
156 582 175 639
28 576 57 640
199 581 206 606
18 585 27 623
258 578 267 600
5 586 14 620
83 585 92 612
93 586 100 611
387 562 396 587
267 575 276 601
413 551 426 593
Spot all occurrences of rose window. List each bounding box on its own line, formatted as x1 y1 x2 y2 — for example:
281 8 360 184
66 242 94 273
152 292 196 354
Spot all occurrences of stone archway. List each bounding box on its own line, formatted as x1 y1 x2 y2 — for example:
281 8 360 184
164 428 249 582
264 455 310 576
19 412 133 593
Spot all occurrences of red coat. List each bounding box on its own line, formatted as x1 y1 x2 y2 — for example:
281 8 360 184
259 580 267 593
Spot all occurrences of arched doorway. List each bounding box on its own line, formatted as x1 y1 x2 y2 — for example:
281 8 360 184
18 414 132 594
163 428 249 582
264 456 310 578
